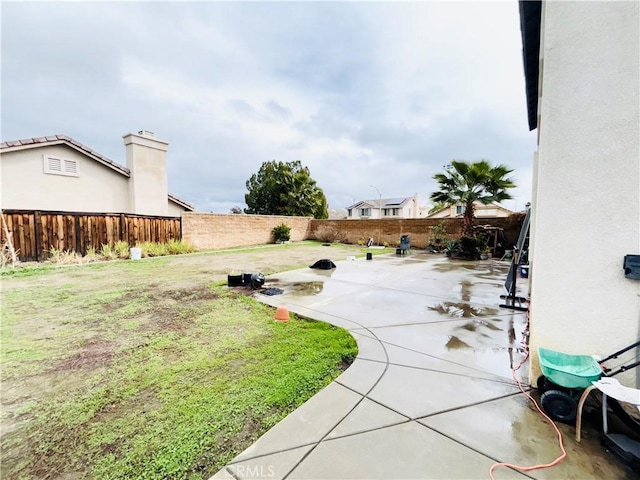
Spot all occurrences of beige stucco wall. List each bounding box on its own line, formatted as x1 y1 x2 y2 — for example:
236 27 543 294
427 203 512 219
167 200 187 217
529 1 640 386
0 145 130 212
124 133 169 216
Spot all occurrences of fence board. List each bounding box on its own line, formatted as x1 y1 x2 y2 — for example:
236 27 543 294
1 210 181 262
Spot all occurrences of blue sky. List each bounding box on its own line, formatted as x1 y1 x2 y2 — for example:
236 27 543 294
1 0 536 213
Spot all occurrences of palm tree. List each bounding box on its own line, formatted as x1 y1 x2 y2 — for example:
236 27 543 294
430 160 516 237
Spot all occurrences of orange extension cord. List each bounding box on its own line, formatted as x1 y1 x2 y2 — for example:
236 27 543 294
488 311 567 479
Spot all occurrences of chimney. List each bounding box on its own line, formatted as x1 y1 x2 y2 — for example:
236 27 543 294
123 131 169 216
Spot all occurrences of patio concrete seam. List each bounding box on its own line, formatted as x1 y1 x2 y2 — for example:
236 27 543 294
416 422 538 480
281 324 392 479
333 381 412 420
280 396 367 480
226 441 318 466
413 390 526 421
355 357 518 385
319 419 414 442
347 333 522 383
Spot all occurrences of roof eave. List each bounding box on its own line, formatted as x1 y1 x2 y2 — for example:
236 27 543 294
168 194 195 211
518 0 542 131
1 135 131 177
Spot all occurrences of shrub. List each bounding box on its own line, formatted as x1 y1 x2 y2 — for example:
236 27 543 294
114 241 130 259
136 240 196 257
48 246 83 264
84 247 99 263
429 222 449 251
166 239 196 255
100 244 116 261
445 240 459 257
136 241 166 257
314 225 340 243
456 235 489 260
272 224 291 243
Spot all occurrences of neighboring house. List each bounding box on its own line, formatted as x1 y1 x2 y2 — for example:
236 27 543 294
346 196 420 219
0 131 194 217
519 1 639 387
426 202 514 219
328 208 348 220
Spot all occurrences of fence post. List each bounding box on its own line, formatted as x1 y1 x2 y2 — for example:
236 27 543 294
75 216 82 254
34 210 42 261
119 214 126 244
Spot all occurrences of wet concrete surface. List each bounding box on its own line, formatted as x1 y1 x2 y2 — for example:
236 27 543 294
214 253 636 479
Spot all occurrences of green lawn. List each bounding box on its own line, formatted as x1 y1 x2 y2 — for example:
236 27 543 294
1 244 359 479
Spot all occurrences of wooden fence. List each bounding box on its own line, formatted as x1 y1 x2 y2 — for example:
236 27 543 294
1 210 182 262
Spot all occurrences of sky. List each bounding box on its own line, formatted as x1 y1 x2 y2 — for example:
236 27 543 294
1 0 537 214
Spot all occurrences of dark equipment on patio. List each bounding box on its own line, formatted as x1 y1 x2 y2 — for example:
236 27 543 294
623 254 640 280
227 272 265 289
500 208 530 312
537 341 640 468
310 259 336 269
250 273 265 289
227 274 245 287
397 235 410 256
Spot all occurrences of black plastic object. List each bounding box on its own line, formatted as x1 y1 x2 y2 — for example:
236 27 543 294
540 389 578 424
261 287 284 296
250 273 265 289
623 255 640 280
366 253 372 260
227 274 244 287
310 259 336 269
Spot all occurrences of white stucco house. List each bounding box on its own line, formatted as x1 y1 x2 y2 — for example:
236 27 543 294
0 131 194 217
426 202 514 219
346 196 420 219
519 1 639 387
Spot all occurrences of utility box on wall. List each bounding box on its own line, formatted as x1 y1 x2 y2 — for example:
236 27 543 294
623 255 640 280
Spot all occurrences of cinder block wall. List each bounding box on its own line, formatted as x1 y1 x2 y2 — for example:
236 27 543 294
181 213 524 251
182 213 312 250
309 216 525 248
309 219 456 247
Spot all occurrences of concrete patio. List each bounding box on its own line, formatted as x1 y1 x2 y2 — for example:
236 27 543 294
213 252 634 479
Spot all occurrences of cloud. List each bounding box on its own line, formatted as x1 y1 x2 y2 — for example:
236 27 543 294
1 1 536 214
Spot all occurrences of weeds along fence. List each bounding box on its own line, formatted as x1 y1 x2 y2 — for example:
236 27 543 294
1 210 182 262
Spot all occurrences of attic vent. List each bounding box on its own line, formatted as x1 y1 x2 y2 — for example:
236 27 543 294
44 155 79 177
138 130 155 138
48 157 62 171
64 159 77 174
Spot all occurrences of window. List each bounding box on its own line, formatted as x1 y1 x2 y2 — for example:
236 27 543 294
347 209 352 217
392 208 399 216
359 208 371 217
44 155 79 177
456 205 465 215
383 208 389 216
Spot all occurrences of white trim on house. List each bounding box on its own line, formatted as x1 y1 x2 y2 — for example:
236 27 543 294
43 154 79 177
